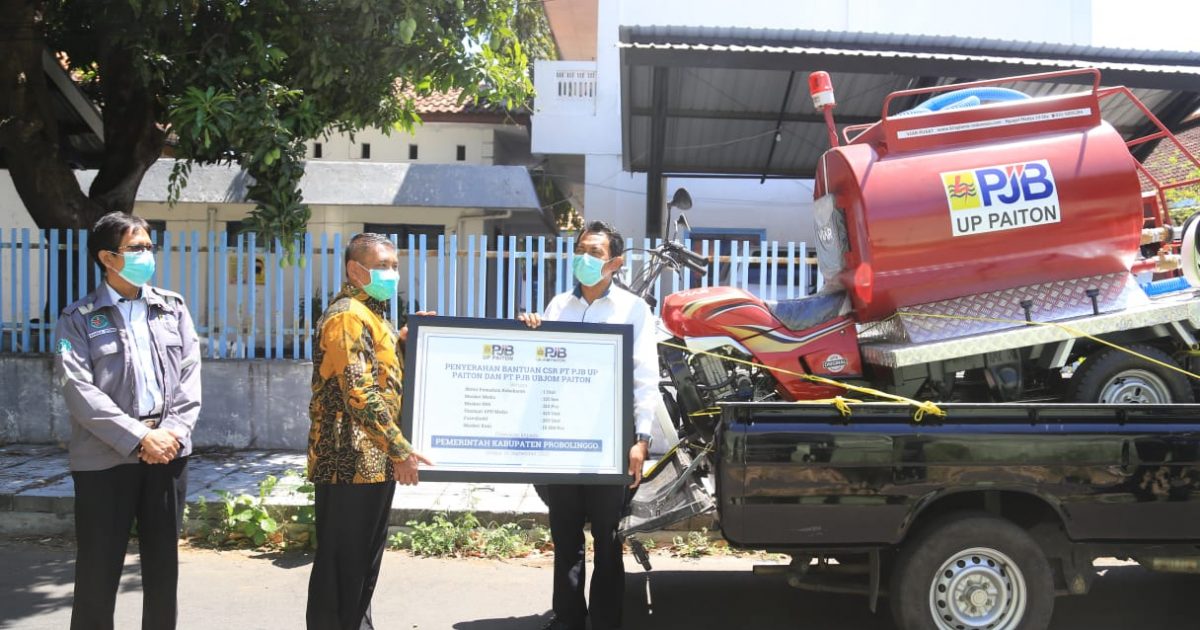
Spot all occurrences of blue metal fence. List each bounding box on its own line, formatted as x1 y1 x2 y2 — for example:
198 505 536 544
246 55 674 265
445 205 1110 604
0 229 816 360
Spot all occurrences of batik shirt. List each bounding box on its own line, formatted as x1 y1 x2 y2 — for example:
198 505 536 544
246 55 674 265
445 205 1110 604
307 283 412 484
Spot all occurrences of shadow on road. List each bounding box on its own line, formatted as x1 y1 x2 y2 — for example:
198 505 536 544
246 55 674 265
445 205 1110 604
461 565 1200 630
455 612 555 630
1050 566 1200 629
250 549 314 569
621 569 888 630
0 547 78 626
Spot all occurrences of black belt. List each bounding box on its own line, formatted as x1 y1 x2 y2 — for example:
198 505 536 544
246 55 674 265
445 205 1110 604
139 415 160 429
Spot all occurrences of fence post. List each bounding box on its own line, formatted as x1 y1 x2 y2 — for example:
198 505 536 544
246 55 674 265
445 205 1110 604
494 236 505 319
467 235 476 318
20 228 31 352
448 233 458 317
207 231 217 358
291 237 301 359
5 229 13 352
388 234 400 327
478 235 488 319
218 236 229 359
248 232 257 359
49 230 59 349
437 234 447 316
506 235 517 319
536 236 547 314
304 233 314 360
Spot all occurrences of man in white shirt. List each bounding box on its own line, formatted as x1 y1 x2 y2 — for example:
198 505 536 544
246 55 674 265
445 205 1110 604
519 221 659 630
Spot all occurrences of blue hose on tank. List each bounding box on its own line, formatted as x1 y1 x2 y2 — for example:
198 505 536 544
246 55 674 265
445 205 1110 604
1140 276 1193 297
897 87 1030 116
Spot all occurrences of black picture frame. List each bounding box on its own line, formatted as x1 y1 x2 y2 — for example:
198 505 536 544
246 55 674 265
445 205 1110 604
400 315 634 484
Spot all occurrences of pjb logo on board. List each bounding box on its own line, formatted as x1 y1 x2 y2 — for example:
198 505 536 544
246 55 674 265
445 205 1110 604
536 346 567 362
482 344 514 360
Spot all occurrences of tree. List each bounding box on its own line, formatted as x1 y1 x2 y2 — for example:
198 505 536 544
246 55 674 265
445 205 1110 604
0 0 540 248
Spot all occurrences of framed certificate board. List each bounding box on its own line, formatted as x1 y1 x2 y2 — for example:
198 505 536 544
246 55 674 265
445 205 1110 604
401 316 633 484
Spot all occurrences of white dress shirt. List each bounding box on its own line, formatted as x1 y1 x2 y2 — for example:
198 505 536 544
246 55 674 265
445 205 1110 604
542 283 659 436
105 282 164 417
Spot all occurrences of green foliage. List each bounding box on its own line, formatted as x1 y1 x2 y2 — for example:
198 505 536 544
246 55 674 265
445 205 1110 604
42 0 550 253
281 468 318 550
389 512 549 558
210 490 280 548
670 528 724 558
191 469 315 550
532 171 583 231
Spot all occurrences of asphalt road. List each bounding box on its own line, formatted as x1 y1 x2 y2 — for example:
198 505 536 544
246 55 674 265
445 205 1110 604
1 539 1197 629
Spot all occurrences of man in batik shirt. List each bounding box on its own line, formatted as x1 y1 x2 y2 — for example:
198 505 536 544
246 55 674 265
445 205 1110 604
305 232 432 630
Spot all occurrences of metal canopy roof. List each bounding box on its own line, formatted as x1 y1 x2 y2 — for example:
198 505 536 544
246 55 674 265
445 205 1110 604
619 26 1200 182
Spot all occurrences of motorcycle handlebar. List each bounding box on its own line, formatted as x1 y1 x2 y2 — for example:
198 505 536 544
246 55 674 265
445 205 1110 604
681 256 709 276
661 241 709 276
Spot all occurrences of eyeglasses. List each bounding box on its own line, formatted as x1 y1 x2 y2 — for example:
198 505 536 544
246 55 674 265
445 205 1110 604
111 244 158 254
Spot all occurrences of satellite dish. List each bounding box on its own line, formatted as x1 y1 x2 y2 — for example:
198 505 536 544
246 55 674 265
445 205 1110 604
667 187 693 211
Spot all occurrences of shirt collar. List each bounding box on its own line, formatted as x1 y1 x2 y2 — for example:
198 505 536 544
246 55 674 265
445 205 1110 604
343 282 389 316
103 281 142 306
572 282 612 301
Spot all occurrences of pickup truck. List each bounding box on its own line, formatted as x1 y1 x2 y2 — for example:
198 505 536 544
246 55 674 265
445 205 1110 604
622 401 1200 630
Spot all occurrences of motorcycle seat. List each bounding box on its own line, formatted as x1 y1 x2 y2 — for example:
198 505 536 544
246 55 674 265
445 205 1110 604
766 291 848 331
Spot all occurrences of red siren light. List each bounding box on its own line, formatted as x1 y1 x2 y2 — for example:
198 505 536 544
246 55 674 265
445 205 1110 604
809 71 835 110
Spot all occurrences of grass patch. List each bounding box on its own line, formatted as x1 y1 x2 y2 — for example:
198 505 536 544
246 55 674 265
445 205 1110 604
389 512 551 558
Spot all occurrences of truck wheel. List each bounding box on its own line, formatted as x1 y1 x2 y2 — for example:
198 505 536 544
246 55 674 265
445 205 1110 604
890 514 1054 630
1065 344 1193 403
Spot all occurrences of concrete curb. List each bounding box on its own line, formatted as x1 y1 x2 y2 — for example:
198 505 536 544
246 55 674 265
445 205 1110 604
0 445 714 539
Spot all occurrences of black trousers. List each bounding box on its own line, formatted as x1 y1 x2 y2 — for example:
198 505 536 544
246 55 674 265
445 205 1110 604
544 484 628 630
307 481 396 630
70 457 188 630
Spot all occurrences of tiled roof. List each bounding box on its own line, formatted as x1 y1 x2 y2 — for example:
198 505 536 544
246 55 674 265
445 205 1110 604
400 86 524 117
1137 126 1195 207
1142 126 1200 188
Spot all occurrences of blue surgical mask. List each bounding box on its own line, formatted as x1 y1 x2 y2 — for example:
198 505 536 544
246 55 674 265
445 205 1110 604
363 268 399 302
573 253 607 287
118 251 156 287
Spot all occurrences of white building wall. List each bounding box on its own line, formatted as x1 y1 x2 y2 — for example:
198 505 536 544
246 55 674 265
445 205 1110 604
0 172 37 230
534 0 1099 243
305 122 497 165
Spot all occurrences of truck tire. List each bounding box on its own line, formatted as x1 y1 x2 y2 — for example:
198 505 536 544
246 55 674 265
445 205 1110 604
890 513 1054 630
1065 344 1194 404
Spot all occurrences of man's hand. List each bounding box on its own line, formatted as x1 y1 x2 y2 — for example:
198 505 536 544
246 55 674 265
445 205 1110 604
394 451 434 486
400 311 438 343
139 428 181 464
517 312 542 329
628 441 649 488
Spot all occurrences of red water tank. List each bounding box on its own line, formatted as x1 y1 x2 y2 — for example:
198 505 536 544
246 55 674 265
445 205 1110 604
815 90 1144 322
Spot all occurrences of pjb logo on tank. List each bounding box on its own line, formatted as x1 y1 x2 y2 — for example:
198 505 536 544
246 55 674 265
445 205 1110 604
941 159 1060 237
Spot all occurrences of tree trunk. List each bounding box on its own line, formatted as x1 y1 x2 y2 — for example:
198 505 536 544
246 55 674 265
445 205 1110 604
87 39 166 215
0 0 165 229
0 0 101 229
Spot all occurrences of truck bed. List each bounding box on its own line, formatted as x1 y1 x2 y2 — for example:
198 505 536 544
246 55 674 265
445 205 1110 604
708 401 1200 549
